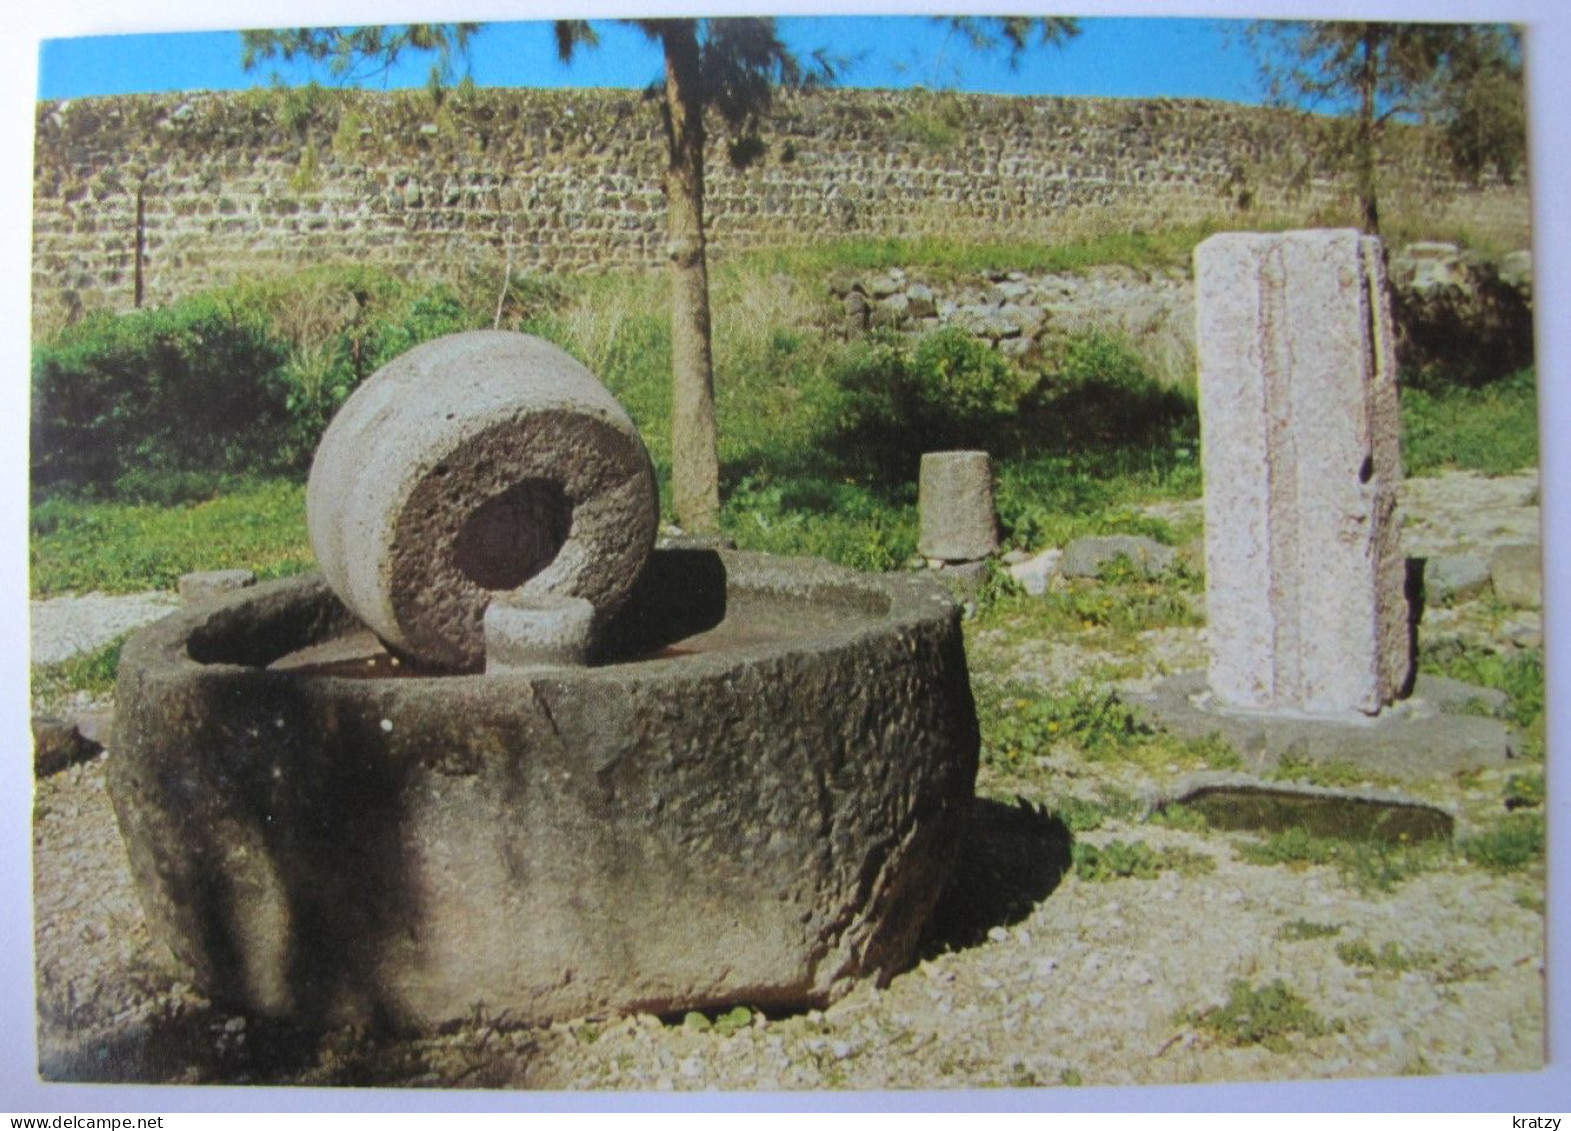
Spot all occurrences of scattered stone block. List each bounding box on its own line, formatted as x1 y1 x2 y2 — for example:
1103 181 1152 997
1424 555 1492 604
1195 230 1410 716
484 591 597 673
177 569 256 604
1060 534 1176 580
32 715 101 777
932 559 990 598
1008 548 1063 596
1490 543 1542 608
918 451 999 562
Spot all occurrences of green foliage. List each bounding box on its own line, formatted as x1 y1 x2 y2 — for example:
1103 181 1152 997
1418 640 1543 731
1268 751 1399 790
1277 919 1343 942
1043 790 1142 833
1335 939 1437 974
1401 367 1537 476
31 298 294 494
1072 839 1216 882
979 683 1153 766
365 287 480 371
827 327 1029 480
1234 826 1446 892
1503 771 1544 811
894 92 967 150
31 635 126 712
1149 803 1216 833
721 475 917 572
1459 811 1545 873
752 227 1214 281
30 479 313 597
1180 979 1340 1053
31 270 492 504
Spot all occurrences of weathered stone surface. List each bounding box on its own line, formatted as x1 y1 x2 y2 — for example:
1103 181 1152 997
307 331 659 671
1195 230 1411 717
1157 772 1453 844
1127 672 1517 779
1008 548 1063 596
1060 535 1176 580
32 716 101 777
483 591 596 673
108 553 979 1029
1490 542 1542 608
177 569 256 604
33 90 1528 331
918 451 999 562
1423 554 1492 604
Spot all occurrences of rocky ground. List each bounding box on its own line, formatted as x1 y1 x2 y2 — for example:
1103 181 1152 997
28 470 1548 1097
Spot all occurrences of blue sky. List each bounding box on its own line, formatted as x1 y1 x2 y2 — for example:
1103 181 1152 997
38 17 1266 104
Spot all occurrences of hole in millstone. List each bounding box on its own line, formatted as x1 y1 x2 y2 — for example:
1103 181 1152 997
452 479 572 591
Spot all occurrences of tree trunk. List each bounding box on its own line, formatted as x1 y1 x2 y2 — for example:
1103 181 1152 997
1356 27 1381 235
657 23 721 533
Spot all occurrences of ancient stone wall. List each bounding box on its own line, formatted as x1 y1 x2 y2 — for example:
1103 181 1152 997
31 86 1530 328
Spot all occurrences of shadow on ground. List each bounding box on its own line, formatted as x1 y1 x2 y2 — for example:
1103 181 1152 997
919 796 1073 957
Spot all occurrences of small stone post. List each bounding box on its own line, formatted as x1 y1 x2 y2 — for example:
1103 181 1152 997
1195 230 1411 716
918 451 999 563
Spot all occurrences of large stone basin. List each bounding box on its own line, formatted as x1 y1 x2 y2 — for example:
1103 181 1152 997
108 549 979 1029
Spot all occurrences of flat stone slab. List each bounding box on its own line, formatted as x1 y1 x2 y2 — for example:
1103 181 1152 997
1153 772 1453 844
1126 671 1517 779
1059 535 1176 579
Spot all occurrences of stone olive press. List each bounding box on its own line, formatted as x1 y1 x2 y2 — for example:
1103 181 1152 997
109 331 979 1029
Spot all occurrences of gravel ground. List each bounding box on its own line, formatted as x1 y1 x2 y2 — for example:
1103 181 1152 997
28 470 1549 1096
29 591 179 665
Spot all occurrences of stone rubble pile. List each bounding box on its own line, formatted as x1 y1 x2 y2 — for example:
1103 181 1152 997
832 243 1532 386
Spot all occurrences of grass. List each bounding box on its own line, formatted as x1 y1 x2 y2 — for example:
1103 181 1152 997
1419 640 1544 732
1178 979 1341 1054
31 479 313 597
974 680 1242 780
31 635 126 712
1277 919 1343 942
1267 751 1401 791
1402 367 1538 477
1335 939 1438 975
1233 826 1449 893
28 235 1539 601
1072 839 1216 883
1459 811 1546 873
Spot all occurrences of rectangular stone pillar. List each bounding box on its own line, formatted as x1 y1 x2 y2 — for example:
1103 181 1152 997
1195 230 1411 716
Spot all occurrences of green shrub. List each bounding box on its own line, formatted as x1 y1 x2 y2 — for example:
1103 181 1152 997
32 298 294 493
828 327 1028 480
1179 979 1340 1053
1402 366 1537 476
1073 839 1215 882
1460 811 1545 872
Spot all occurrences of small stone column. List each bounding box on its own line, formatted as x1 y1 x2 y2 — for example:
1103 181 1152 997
918 451 999 563
484 591 596 673
1195 230 1411 716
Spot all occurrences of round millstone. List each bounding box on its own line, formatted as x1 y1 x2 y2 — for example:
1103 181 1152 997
307 330 658 670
